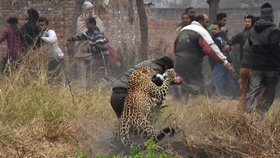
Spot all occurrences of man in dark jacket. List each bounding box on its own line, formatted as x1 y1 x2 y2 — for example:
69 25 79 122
237 16 260 112
225 15 254 60
20 8 40 53
246 3 280 116
110 56 183 118
174 14 233 97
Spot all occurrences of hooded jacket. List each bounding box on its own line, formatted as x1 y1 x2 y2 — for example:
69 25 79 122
20 9 40 51
249 19 280 70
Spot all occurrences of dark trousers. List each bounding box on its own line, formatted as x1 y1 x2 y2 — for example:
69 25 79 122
246 70 279 113
0 57 20 74
110 89 127 118
48 58 64 71
91 54 110 83
47 58 64 83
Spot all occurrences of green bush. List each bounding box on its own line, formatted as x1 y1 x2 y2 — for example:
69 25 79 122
96 140 175 158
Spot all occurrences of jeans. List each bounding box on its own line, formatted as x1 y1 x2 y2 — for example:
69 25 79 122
246 70 279 113
212 63 238 98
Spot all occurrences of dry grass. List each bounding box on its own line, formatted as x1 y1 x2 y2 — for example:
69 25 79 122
0 49 115 157
0 50 280 157
161 97 280 158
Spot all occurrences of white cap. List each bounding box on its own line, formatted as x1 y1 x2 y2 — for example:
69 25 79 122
82 1 94 10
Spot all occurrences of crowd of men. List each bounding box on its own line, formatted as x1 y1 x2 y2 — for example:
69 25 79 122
0 8 65 81
0 1 119 90
172 3 280 118
109 3 280 119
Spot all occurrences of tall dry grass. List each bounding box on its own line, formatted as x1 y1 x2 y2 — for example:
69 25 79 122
0 48 115 157
160 97 280 158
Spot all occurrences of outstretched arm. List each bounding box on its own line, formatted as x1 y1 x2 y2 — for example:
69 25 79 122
67 33 87 42
41 30 57 43
227 32 241 46
199 37 234 71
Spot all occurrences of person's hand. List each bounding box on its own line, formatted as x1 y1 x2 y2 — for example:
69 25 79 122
223 44 231 52
38 31 43 37
67 37 72 42
174 76 183 85
105 38 109 43
224 63 235 72
0 50 7 59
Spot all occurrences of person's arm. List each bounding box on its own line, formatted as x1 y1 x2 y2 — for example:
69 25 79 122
269 29 280 61
0 28 8 43
200 33 228 65
223 32 241 52
199 37 233 71
227 32 241 46
67 33 87 42
199 37 223 64
41 30 57 43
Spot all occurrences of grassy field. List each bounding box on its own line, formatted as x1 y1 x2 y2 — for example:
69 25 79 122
0 54 280 157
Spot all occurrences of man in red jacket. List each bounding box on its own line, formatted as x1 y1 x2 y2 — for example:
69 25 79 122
174 14 233 99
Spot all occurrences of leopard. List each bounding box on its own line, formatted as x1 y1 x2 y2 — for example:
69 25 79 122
118 66 176 147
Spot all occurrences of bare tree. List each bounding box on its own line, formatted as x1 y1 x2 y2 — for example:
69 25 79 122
136 0 148 60
207 0 220 23
128 0 134 24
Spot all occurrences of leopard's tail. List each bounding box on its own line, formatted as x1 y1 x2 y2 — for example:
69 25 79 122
153 127 175 142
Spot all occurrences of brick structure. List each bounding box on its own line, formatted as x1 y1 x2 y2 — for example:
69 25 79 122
0 0 138 63
0 0 77 53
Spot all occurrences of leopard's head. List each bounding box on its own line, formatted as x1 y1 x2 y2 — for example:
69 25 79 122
128 66 156 90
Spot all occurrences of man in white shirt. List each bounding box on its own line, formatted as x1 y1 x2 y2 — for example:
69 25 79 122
39 17 64 83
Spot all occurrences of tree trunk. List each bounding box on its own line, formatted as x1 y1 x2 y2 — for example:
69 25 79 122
136 0 148 60
207 0 220 23
128 0 134 24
